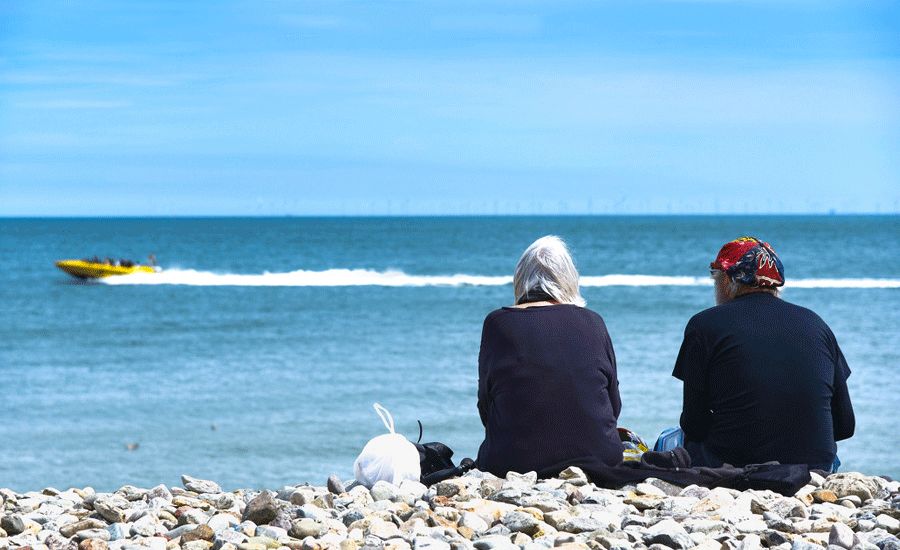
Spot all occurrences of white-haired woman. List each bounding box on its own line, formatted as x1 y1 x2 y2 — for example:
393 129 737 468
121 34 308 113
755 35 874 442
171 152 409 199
476 236 624 478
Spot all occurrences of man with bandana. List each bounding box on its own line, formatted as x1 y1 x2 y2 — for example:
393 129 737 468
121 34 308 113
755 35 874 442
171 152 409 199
671 237 855 472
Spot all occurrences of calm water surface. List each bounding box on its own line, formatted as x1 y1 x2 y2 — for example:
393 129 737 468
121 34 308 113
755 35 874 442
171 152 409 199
1 216 897 491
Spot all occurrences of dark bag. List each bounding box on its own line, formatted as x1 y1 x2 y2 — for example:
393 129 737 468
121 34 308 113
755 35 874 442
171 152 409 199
413 422 475 486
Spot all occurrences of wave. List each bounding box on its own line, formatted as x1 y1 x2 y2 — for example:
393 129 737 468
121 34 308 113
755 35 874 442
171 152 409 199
98 268 900 289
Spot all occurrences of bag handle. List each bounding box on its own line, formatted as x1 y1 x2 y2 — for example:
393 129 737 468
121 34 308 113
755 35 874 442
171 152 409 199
373 402 395 434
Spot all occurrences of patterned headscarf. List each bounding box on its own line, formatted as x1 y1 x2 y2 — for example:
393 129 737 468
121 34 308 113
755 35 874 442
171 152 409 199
711 236 785 287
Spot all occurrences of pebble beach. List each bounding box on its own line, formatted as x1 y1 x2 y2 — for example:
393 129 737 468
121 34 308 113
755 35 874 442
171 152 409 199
2 470 897 550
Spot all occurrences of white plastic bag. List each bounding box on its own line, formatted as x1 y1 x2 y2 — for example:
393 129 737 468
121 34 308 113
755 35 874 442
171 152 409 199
353 403 421 488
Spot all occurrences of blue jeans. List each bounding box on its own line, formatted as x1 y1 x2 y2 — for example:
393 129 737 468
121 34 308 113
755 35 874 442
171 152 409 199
654 427 841 473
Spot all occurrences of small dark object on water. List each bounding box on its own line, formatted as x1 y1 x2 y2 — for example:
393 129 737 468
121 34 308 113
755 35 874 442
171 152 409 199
125 442 140 451
210 424 217 431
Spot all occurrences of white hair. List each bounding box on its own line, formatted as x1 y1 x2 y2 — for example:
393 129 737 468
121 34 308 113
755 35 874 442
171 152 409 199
513 236 586 307
712 269 780 305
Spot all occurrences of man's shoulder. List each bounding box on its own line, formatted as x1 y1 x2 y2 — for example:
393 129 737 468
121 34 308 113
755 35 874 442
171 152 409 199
689 296 827 329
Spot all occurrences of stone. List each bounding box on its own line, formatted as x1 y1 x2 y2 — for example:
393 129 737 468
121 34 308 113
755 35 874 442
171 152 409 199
791 540 823 550
76 529 111 541
558 467 589 487
414 537 451 550
473 535 519 550
635 484 667 498
368 519 401 540
208 513 241 533
398 480 428 503
214 529 248 548
875 515 899 533
106 523 129 541
132 514 166 537
1 514 26 535
643 519 692 550
255 525 287 540
150 484 174 500
560 517 610 534
183 476 223 495
328 476 347 495
813 491 838 504
679 486 710 500
62 519 107 538
822 474 879 502
809 473 826 488
505 472 538 486
243 492 279 525
739 535 761 550
183 525 217 542
371 482 401 503
93 494 130 523
79 539 109 550
829 523 854 549
501 511 540 535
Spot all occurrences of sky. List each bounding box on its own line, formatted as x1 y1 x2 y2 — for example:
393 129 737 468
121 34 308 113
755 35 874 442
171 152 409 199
1 1 898 216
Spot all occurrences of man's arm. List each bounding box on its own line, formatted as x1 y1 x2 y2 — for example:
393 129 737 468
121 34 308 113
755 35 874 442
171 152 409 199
673 326 711 441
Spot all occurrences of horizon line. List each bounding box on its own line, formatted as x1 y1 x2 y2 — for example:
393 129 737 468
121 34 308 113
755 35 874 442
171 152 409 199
1 212 899 220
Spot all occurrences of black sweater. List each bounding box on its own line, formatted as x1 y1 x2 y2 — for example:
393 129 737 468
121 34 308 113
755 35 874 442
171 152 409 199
674 293 855 471
476 304 624 477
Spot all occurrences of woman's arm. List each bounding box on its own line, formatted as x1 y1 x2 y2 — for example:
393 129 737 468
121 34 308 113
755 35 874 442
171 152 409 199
477 315 494 428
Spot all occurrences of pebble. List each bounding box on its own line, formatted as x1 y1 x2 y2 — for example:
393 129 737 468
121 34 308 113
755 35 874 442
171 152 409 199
0 471 895 550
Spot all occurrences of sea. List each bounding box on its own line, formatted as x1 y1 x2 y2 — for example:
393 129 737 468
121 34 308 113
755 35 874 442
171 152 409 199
1 216 898 492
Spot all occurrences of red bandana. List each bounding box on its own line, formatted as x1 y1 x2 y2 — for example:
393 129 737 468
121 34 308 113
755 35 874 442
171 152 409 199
711 236 785 287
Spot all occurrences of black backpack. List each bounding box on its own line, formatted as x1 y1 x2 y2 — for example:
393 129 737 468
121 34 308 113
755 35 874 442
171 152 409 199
413 422 476 485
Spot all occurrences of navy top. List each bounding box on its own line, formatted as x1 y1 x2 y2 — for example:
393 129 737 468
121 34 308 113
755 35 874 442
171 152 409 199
673 293 855 471
476 304 624 477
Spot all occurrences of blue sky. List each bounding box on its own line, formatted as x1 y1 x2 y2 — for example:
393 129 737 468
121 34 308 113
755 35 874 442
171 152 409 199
1 1 898 215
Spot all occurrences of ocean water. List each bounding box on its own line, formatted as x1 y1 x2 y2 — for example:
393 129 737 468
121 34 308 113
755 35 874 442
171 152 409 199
1 216 898 492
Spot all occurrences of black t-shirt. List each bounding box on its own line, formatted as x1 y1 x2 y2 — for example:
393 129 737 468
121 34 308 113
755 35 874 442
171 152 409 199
476 304 624 477
673 293 854 470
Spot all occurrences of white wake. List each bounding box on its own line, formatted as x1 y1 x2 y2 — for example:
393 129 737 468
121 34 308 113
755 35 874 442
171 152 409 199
98 268 900 289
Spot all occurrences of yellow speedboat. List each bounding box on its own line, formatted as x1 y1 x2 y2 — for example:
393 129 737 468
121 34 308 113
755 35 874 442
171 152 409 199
56 259 159 279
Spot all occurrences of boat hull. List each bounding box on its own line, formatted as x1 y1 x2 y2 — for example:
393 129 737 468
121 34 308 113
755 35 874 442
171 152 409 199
56 260 157 279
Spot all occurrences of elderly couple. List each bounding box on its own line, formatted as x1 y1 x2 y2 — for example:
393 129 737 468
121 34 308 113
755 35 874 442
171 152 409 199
475 236 855 477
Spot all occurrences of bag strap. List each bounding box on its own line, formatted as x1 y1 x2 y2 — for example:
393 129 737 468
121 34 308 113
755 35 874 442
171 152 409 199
373 403 395 433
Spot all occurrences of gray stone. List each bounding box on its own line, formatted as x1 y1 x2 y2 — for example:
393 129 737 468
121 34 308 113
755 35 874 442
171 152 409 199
875 516 899 534
739 534 761 550
635 484 667 498
643 519 692 550
106 523 129 541
93 494 130 523
182 475 223 495
255 524 286 540
371 481 401 503
213 529 247 549
291 518 325 539
414 537 451 550
149 484 173 500
242 492 279 525
558 467 589 487
459 512 489 534
473 535 520 550
501 511 540 535
131 514 165 537
76 528 111 541
822 474 879 502
791 540 823 550
560 517 610 534
1 514 26 535
328 475 347 495
830 523 855 549
208 513 240 533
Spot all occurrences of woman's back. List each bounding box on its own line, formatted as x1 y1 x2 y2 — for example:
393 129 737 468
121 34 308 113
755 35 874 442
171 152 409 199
476 303 624 477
